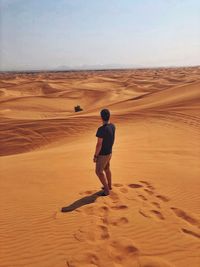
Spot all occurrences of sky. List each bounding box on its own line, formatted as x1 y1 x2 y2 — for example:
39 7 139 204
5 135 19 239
0 0 200 71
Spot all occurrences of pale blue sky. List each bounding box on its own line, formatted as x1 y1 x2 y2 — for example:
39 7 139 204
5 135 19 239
0 0 200 71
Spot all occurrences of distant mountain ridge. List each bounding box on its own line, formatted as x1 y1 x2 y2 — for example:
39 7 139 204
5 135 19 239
55 63 144 71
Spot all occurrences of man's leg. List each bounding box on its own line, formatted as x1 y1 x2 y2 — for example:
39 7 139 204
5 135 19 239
96 170 110 195
96 156 110 195
104 154 112 190
105 167 112 190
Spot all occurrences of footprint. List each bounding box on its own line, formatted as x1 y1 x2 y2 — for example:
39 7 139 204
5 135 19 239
113 183 123 187
98 205 110 214
111 204 128 210
67 251 100 266
119 187 128 193
82 205 96 216
74 224 110 242
66 259 77 267
171 207 200 228
109 191 120 203
96 225 110 240
83 204 109 217
147 185 155 190
84 251 101 266
150 210 165 220
75 251 101 267
137 194 147 201
139 180 151 186
144 188 154 195
139 181 156 190
181 228 200 239
156 194 170 202
139 209 151 218
124 194 137 201
109 238 139 262
151 202 161 209
128 183 143 188
74 227 87 242
111 217 129 226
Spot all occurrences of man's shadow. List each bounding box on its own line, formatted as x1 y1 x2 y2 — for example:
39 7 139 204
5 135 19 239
61 190 103 212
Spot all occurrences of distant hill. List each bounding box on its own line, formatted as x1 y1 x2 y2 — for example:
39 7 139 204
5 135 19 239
55 64 144 71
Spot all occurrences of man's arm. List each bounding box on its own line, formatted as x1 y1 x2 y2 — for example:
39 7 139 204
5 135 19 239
93 137 103 162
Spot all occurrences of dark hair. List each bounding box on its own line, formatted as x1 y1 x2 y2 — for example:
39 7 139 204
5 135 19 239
100 109 110 121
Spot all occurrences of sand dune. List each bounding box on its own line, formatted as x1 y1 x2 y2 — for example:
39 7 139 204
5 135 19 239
107 81 200 113
0 67 200 267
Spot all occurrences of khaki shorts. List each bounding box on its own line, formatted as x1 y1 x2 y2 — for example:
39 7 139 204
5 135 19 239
96 154 112 174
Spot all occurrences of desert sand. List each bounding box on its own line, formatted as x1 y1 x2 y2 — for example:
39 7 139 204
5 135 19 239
0 67 200 267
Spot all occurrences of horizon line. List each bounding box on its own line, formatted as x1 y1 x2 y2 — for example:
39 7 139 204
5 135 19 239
0 64 200 73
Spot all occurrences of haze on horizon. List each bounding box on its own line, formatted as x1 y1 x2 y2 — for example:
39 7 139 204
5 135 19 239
0 0 200 71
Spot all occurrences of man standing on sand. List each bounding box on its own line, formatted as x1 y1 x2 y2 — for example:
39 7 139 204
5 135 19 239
93 109 115 196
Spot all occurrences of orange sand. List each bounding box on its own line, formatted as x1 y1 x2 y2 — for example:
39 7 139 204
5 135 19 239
0 67 200 267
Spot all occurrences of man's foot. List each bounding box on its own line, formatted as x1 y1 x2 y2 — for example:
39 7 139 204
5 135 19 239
101 186 112 190
100 190 110 196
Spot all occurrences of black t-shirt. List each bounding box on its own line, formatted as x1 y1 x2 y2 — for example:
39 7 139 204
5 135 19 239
96 123 115 155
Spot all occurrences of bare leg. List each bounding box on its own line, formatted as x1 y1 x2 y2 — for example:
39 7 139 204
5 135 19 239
96 171 110 195
105 168 112 190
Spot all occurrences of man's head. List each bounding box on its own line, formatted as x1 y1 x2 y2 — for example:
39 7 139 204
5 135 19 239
100 109 110 122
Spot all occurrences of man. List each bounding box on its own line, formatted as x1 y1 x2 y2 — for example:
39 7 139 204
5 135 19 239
93 109 115 196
